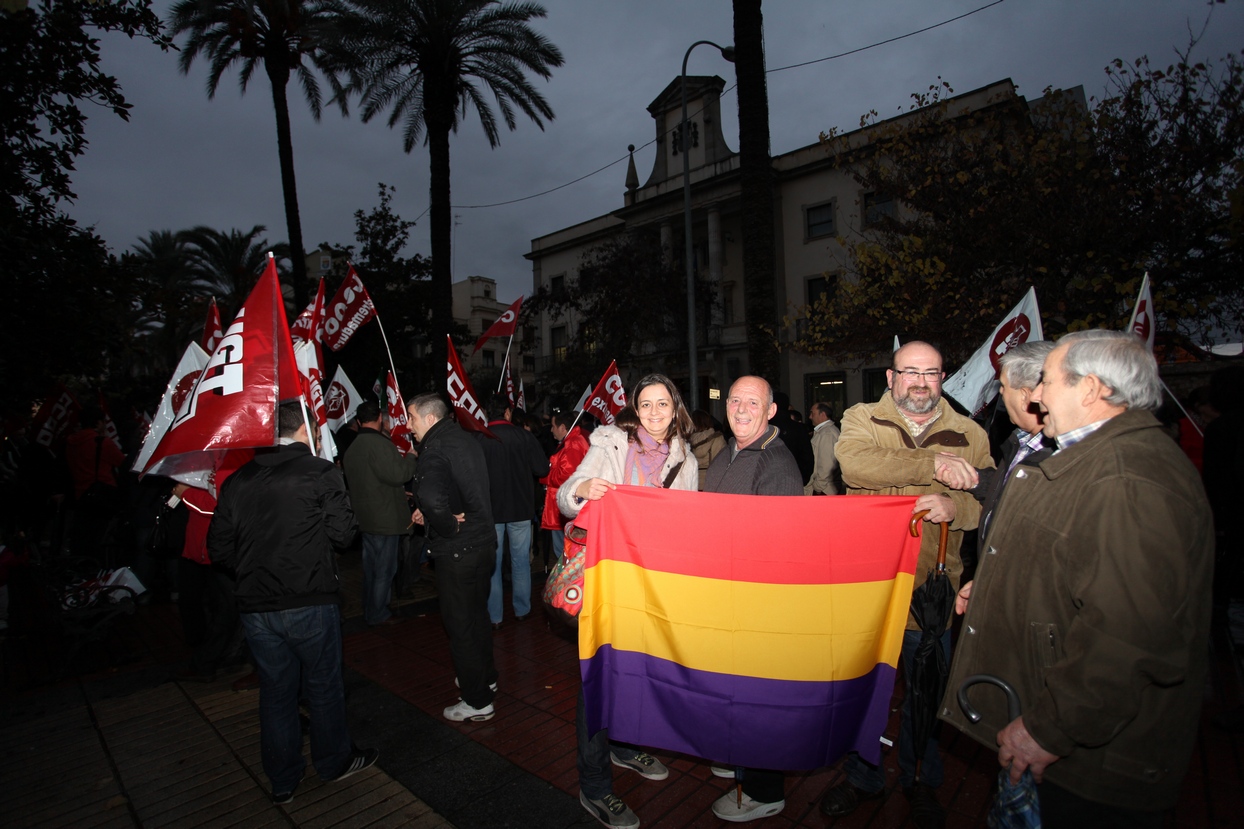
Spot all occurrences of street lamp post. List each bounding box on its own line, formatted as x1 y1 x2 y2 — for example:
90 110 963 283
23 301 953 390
681 39 734 412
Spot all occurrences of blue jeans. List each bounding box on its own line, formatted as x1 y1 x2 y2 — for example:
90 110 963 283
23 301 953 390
577 687 644 800
843 627 953 791
550 529 565 563
361 532 401 625
489 521 532 623
241 604 352 793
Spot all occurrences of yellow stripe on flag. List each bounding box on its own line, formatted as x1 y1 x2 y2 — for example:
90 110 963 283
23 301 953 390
580 560 914 683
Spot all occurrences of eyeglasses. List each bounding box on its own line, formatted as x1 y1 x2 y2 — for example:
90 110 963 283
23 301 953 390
892 369 944 381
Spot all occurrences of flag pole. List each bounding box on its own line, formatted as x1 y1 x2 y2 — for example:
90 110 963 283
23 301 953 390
496 332 515 393
1159 379 1202 437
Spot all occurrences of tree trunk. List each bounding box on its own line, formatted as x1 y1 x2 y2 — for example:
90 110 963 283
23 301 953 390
733 0 779 381
267 65 308 311
427 110 454 391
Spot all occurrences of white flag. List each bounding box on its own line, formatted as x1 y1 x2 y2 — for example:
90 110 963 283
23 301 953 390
574 384 593 412
893 335 901 353
132 341 216 492
294 341 337 461
1127 273 1155 352
943 287 1044 416
324 366 363 433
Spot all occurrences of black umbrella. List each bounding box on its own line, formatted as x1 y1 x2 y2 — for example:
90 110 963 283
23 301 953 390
907 510 951 783
957 674 1042 829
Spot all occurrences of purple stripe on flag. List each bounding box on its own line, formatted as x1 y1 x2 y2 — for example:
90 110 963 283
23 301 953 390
582 645 896 770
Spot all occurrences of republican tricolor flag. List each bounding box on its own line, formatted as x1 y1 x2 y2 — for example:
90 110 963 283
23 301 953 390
579 488 922 770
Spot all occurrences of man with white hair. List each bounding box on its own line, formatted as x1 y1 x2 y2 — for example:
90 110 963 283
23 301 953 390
942 329 1213 828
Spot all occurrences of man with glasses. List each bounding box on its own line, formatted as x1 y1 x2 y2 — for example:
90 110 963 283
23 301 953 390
821 341 992 829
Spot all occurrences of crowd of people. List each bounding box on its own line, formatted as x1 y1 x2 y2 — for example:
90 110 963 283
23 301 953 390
0 326 1234 829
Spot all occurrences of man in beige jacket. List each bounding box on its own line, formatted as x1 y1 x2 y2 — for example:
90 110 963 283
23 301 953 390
820 341 992 829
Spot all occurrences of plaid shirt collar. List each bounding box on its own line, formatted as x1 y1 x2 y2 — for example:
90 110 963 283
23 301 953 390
1054 419 1110 452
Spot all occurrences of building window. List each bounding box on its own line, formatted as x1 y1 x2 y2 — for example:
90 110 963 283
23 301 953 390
550 273 566 299
863 191 896 228
550 325 567 364
483 285 492 299
804 200 836 240
864 367 890 404
523 355 535 373
806 273 837 308
482 350 495 368
804 372 847 423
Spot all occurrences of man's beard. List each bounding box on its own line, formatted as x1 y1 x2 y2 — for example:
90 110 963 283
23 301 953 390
894 386 939 415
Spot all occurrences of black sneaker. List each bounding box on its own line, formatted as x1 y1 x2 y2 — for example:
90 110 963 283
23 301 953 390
330 747 379 782
904 782 945 829
272 789 295 806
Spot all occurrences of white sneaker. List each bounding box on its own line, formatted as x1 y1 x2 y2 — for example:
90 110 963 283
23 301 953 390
711 791 785 823
711 764 737 778
443 699 495 722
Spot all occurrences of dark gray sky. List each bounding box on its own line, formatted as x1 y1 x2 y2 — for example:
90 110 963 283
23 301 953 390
69 0 1242 306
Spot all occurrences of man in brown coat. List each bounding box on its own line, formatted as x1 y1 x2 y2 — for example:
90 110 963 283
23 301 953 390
941 329 1212 828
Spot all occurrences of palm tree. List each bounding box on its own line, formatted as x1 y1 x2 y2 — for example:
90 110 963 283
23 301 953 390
169 0 349 310
180 225 291 321
336 0 563 379
126 230 207 380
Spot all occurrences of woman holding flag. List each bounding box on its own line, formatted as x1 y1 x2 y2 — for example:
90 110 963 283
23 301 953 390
557 373 698 828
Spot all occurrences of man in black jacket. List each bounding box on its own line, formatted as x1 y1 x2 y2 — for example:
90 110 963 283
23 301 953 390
209 401 376 805
407 393 498 722
479 394 549 629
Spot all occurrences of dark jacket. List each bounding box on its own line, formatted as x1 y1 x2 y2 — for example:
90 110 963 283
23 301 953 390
970 427 1052 546
478 420 549 523
769 411 814 485
342 427 418 535
704 425 804 496
941 410 1213 811
208 442 357 613
413 417 495 555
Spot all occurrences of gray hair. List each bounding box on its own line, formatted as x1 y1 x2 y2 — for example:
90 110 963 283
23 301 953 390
997 340 1055 390
408 392 450 420
1058 329 1162 411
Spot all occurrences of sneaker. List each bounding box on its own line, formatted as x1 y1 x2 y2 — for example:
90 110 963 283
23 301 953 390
579 791 640 828
330 747 379 782
711 791 784 822
271 789 295 806
454 676 498 692
711 764 737 778
443 699 495 722
610 750 669 781
820 781 883 817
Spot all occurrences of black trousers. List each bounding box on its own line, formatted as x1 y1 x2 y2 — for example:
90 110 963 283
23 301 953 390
434 546 497 709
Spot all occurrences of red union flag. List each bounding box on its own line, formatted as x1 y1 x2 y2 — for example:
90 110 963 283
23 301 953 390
202 298 224 354
31 384 82 454
584 361 626 426
1128 273 1155 352
323 265 376 351
517 378 527 412
942 287 1044 416
384 371 414 454
142 257 301 471
447 336 496 439
473 295 523 354
292 278 327 349
504 360 517 407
